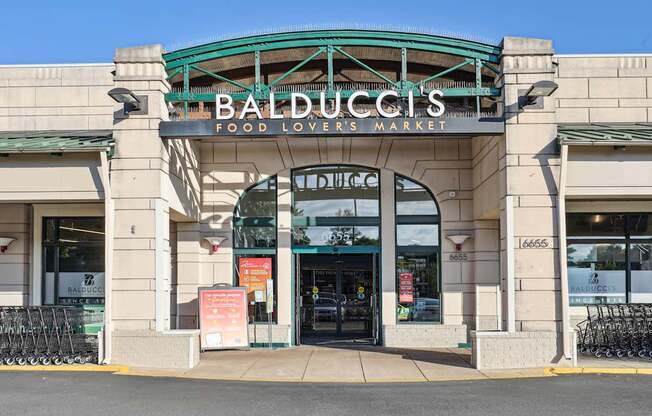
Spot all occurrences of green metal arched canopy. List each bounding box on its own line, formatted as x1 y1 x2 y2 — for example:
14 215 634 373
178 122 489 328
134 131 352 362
163 29 502 115
164 29 501 69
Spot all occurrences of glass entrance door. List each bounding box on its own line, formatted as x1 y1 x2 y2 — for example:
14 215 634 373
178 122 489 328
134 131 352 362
298 254 377 343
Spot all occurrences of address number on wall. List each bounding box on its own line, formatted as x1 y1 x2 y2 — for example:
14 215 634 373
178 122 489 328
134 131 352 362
449 253 468 261
520 238 549 249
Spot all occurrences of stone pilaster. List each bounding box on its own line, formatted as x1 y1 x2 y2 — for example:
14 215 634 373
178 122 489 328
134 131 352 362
110 44 171 332
473 37 571 369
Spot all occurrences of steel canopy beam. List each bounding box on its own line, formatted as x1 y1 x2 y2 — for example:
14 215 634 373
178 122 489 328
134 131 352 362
164 29 502 107
164 30 500 67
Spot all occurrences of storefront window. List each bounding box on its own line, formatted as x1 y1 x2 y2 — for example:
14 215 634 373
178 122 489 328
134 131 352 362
233 176 277 322
292 166 380 247
395 175 440 323
567 243 626 305
234 177 277 248
567 213 652 305
42 217 105 305
630 243 652 303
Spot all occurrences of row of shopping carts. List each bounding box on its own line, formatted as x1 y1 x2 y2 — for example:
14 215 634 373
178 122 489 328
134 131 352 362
0 306 100 366
577 304 652 359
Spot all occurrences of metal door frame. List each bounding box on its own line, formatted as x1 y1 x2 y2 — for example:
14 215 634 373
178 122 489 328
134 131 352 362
294 249 380 345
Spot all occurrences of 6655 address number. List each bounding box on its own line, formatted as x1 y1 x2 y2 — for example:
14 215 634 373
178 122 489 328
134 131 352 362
520 238 549 249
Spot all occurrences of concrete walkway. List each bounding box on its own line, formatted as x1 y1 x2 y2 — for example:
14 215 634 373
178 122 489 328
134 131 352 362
126 345 550 382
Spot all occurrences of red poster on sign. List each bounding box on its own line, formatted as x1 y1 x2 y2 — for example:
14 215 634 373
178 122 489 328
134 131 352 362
399 272 414 303
239 257 272 302
198 287 249 350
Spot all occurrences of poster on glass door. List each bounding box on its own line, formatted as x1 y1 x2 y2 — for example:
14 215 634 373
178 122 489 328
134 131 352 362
399 272 414 303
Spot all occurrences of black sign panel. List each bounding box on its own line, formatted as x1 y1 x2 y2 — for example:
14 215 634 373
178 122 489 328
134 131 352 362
159 117 504 138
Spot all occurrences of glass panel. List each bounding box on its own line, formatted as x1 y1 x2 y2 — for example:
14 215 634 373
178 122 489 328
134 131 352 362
395 176 438 216
566 214 625 238
234 226 276 248
57 244 105 305
567 243 626 305
630 243 652 302
292 226 379 246
43 246 56 305
340 269 373 336
58 218 104 243
234 177 277 218
235 254 276 322
292 166 379 218
628 214 652 238
396 224 439 246
395 250 440 322
300 269 338 335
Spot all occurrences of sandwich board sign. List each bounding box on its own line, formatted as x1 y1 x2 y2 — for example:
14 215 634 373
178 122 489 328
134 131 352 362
198 285 249 351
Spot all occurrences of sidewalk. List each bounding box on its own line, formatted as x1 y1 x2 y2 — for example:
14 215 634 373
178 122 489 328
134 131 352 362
125 345 550 382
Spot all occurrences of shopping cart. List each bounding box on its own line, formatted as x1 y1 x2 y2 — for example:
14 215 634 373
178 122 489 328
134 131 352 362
0 306 101 366
577 304 652 359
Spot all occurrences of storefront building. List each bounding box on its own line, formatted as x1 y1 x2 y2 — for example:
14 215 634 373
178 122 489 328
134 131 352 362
1 29 651 370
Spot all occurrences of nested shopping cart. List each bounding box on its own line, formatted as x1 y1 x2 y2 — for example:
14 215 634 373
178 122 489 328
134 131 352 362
0 306 100 366
577 304 652 359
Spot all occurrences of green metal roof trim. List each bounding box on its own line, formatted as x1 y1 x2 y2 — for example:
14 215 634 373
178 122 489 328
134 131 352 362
164 29 502 69
558 124 652 146
0 131 114 154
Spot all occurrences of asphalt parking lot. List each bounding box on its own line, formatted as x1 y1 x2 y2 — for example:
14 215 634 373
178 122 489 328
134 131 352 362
1 372 652 416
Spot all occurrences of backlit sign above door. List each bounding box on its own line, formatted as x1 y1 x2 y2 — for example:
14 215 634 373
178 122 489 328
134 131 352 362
215 90 446 120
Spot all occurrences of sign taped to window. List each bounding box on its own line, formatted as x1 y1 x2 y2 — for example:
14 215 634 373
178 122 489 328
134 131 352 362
239 257 272 302
399 272 414 303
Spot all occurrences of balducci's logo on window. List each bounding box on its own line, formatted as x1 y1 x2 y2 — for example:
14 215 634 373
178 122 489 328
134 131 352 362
214 90 445 120
589 272 599 284
84 274 95 286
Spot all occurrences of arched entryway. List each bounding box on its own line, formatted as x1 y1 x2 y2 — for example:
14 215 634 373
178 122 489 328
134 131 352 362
232 164 442 346
292 165 381 344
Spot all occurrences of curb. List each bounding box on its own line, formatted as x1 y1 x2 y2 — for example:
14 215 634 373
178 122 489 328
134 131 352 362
546 367 652 375
0 364 129 373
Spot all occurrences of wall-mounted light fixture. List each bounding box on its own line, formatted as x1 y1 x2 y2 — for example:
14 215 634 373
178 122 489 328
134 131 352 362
446 231 472 251
519 80 558 109
0 237 16 253
108 87 148 116
203 236 228 254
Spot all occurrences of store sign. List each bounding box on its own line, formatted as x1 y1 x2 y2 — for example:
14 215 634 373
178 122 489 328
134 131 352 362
161 88 505 137
568 268 626 305
161 116 504 137
239 257 273 303
215 90 445 120
399 272 414 303
46 272 105 305
198 286 249 350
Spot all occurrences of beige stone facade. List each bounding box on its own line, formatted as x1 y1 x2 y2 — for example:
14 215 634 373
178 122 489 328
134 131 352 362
1 31 652 370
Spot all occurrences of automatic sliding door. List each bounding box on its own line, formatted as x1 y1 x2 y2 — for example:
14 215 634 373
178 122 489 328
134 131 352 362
339 267 373 337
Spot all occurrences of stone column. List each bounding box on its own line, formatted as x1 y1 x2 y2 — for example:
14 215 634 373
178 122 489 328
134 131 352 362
379 168 397 339
276 170 293 343
473 37 571 369
110 45 199 368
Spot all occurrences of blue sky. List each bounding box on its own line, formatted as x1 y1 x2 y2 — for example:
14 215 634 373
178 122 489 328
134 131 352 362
2 0 651 64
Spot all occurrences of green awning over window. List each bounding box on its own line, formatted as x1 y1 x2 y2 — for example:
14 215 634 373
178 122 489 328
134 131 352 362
0 131 114 154
558 123 652 146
